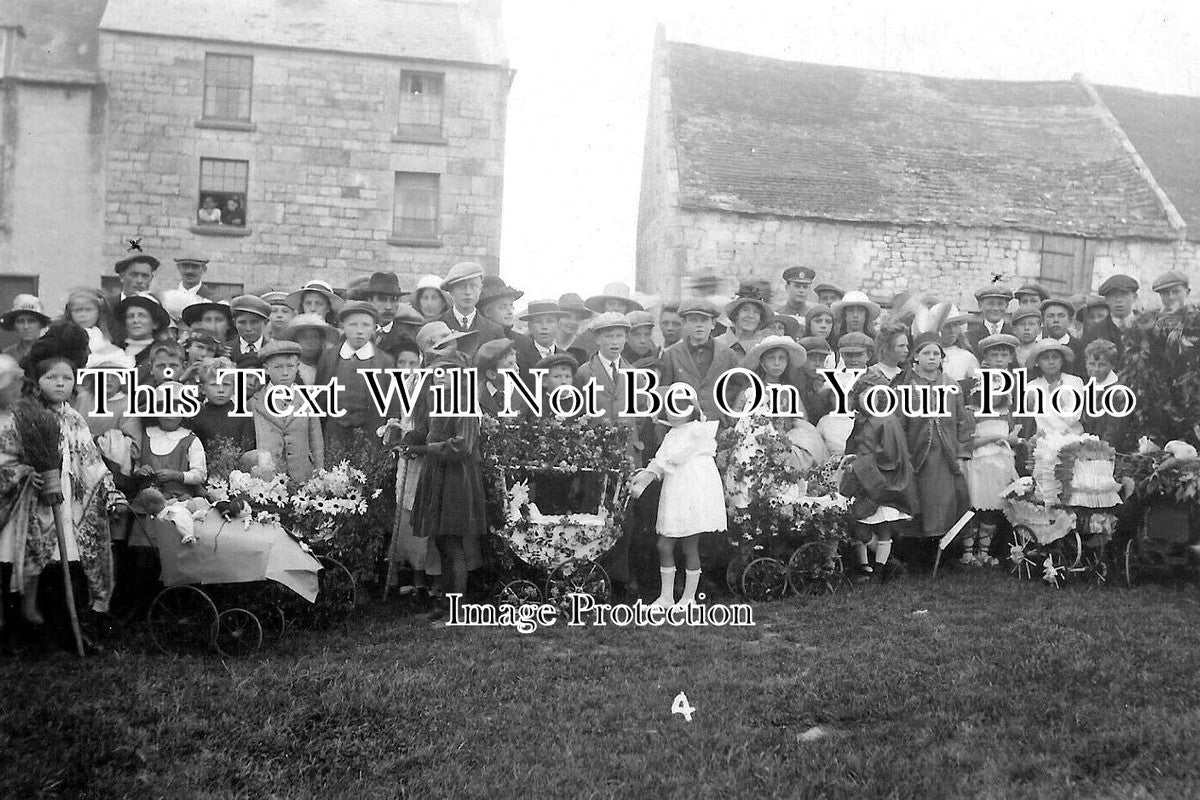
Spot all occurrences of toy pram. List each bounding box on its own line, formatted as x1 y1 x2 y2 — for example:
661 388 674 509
144 507 353 656
1003 434 1121 587
1116 448 1200 587
490 466 629 610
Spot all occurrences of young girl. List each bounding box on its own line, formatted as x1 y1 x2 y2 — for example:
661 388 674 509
962 335 1021 566
631 383 726 609
135 383 207 501
803 304 837 369
64 287 113 354
841 372 918 581
286 280 343 326
900 332 974 553
410 359 485 615
0 355 32 630
1082 339 1125 446
3 326 125 624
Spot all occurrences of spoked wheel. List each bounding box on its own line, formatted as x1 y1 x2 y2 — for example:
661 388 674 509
1123 538 1144 588
215 608 263 658
786 542 848 596
545 559 611 612
495 579 542 607
1009 526 1038 580
1079 551 1109 585
314 556 356 623
147 585 219 656
725 553 750 596
1047 532 1083 585
740 557 789 602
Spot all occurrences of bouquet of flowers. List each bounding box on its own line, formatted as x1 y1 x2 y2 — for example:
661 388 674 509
291 461 377 547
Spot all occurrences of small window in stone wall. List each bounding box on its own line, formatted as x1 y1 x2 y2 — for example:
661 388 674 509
1038 234 1095 296
198 158 248 227
203 54 253 121
397 71 444 140
392 172 440 241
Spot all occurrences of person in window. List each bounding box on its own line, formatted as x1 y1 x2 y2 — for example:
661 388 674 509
197 195 222 225
221 197 245 227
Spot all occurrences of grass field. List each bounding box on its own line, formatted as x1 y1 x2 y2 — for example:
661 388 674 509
3 569 1200 799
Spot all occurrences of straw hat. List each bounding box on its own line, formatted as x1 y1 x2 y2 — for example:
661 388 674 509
413 274 453 311
416 321 476 353
0 295 50 329
830 290 881 322
1024 339 1075 371
282 313 338 340
584 282 643 314
723 295 772 328
286 280 345 313
742 335 807 371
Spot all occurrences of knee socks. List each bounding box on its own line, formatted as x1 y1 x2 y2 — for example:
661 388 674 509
653 567 675 607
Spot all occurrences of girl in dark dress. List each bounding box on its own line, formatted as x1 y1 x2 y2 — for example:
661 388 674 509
410 359 485 610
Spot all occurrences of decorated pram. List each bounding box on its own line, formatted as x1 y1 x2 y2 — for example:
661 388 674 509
720 414 852 600
1114 441 1200 587
482 416 631 610
1001 434 1122 587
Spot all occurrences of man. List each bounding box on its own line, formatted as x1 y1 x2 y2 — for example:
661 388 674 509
659 299 740 425
1040 298 1086 378
556 292 595 362
575 311 642 596
229 294 271 366
0 295 49 362
1097 274 1139 333
1014 283 1050 310
359 271 411 359
111 253 160 305
174 256 217 300
516 300 569 383
477 275 533 368
439 262 504 359
968 285 1014 353
658 302 683 349
776 266 815 326
1152 270 1191 314
623 310 659 362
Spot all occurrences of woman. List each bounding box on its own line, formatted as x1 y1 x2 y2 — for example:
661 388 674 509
868 324 911 384
286 280 344 326
1079 295 1123 357
181 300 235 356
64 287 114 355
831 291 880 342
803 304 838 369
715 294 770 357
939 309 980 384
113 294 170 368
899 332 974 546
764 312 801 342
413 274 452 321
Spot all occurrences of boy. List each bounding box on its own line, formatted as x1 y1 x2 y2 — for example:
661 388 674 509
316 300 397 455
1011 308 1042 370
515 300 569 385
474 338 518 418
186 356 253 451
261 290 297 340
658 303 683 349
969 285 1014 353
0 294 50 362
415 320 475 365
1097 274 1140 334
146 340 187 385
439 262 503 359
1014 283 1050 310
229 294 271 365
555 292 595 362
251 340 324 482
623 310 658 362
477 276 533 367
659 299 740 425
1040 299 1086 378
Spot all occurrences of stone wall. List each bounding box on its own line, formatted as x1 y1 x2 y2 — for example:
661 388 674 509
99 33 508 292
641 208 1200 308
634 27 682 298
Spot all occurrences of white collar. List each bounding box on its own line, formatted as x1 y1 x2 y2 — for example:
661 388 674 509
1093 371 1118 388
147 426 190 442
534 341 554 357
340 340 376 360
379 321 393 333
986 319 1004 333
241 336 265 350
455 308 476 326
178 281 203 294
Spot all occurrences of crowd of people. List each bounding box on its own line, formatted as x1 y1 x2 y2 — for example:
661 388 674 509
0 250 1194 643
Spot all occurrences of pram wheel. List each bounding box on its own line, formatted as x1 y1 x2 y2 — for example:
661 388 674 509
315 556 356 622
1009 526 1037 579
215 608 263 658
1080 551 1109 585
1123 538 1144 588
786 542 846 596
740 557 788 602
495 579 542 606
545 559 611 612
147 585 219 656
725 554 749 595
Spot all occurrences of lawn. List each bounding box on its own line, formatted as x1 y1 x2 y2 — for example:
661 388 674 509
3 570 1200 799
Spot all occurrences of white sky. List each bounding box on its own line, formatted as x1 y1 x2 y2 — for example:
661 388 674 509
497 0 1200 301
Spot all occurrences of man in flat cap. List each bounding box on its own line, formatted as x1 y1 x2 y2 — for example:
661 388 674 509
174 256 217 300
110 253 160 307
1152 270 1191 315
777 266 816 326
659 299 740 425
1097 274 1140 333
229 294 272 366
439 262 504 359
968 285 1015 354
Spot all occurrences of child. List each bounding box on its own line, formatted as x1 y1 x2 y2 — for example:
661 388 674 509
1011 308 1042 369
962 335 1021 566
135 381 207 501
411 359 486 616
76 347 142 480
250 340 324 483
630 383 726 609
181 329 220 382
315 301 397 456
286 280 343 326
282 313 337 385
262 291 297 341
185 356 253 452
1081 338 1125 446
146 340 187 385
65 287 113 354
840 372 918 581
229 295 271 366
474 338 518 418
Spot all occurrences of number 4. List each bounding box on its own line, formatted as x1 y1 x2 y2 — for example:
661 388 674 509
671 692 695 722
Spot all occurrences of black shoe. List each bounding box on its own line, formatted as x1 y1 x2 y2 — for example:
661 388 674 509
852 563 874 583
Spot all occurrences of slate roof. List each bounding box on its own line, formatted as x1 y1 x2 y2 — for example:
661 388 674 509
665 41 1179 239
1096 84 1200 242
0 0 107 82
100 0 507 67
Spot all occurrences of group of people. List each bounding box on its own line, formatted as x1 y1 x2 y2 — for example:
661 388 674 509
0 248 1193 639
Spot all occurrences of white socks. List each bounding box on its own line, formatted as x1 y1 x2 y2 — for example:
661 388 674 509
875 540 892 566
652 567 676 608
675 569 702 607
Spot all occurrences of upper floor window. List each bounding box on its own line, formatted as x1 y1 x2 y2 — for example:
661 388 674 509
203 54 253 121
397 71 444 140
198 158 248 227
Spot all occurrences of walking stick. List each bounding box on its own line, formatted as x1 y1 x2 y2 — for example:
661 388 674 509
43 471 85 657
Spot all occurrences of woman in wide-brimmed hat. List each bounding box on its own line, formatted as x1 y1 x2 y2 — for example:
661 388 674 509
0 295 51 364
831 290 880 341
286 280 344 325
584 282 643 316
281 313 339 385
734 336 829 472
413 274 452 321
715 290 772 358
1022 339 1084 439
113 293 171 366
181 299 235 356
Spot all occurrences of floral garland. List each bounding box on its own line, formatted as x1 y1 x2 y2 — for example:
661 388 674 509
1117 304 1200 453
291 461 378 547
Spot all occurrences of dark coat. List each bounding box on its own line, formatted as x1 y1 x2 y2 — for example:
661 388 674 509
658 338 741 425
438 309 505 359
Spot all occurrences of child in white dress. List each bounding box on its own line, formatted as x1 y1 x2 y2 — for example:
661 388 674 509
630 383 727 609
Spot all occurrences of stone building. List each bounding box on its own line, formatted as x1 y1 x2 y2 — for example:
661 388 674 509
0 0 108 332
96 0 510 300
636 30 1200 307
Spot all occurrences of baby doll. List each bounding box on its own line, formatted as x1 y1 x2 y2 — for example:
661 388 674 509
630 383 727 609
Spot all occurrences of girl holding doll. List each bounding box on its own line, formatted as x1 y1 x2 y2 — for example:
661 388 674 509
630 383 727 610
